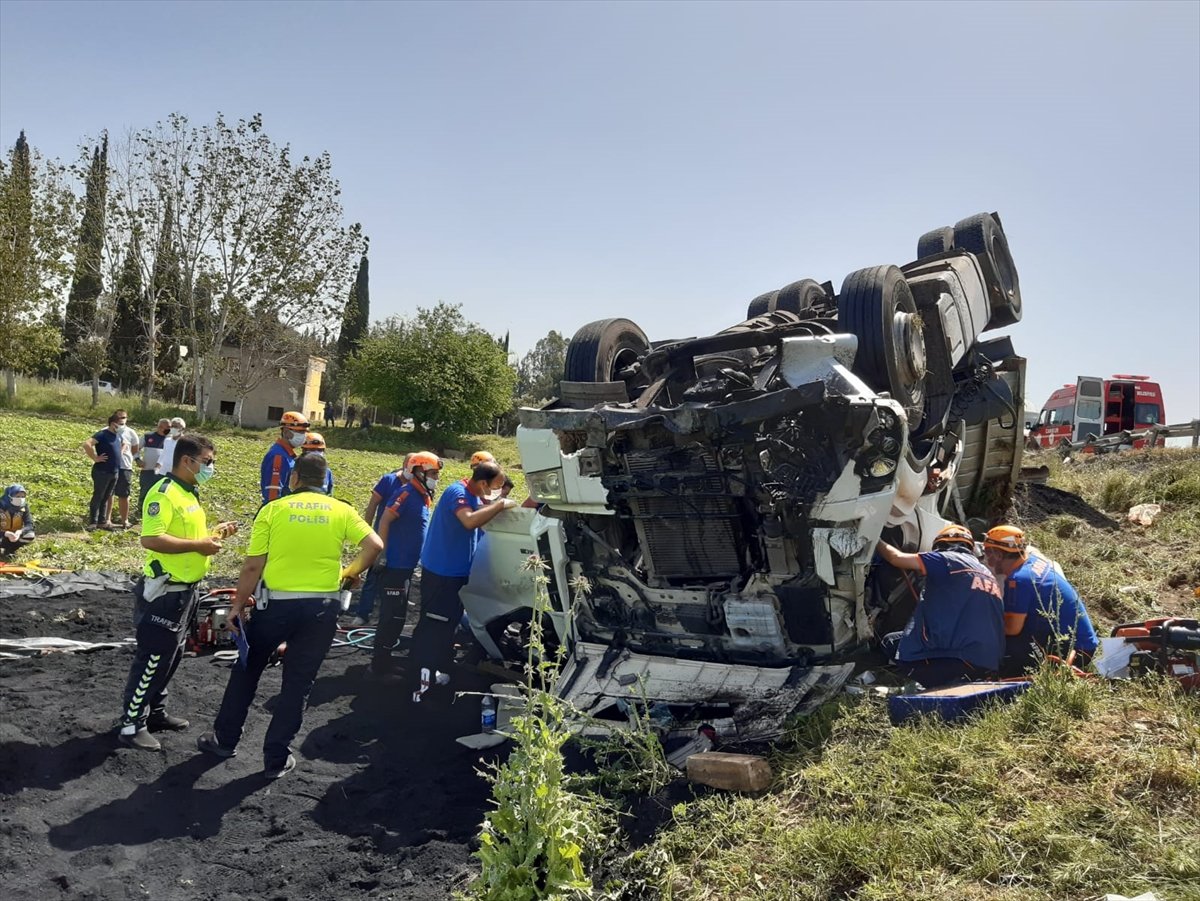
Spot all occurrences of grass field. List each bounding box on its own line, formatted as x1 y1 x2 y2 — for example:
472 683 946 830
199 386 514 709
4 402 1200 900
0 408 523 577
605 447 1200 901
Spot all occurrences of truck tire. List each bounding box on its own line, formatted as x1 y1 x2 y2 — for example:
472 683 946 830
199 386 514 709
953 213 1022 328
746 290 780 319
838 265 926 424
563 318 651 394
917 226 954 259
774 279 828 315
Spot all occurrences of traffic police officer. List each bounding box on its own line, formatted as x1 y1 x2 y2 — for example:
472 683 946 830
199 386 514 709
117 434 237 751
260 411 309 504
198 453 382 778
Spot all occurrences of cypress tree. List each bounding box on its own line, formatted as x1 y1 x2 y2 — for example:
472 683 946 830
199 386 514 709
335 249 370 367
150 196 182 374
63 133 108 361
11 131 32 269
110 238 143 390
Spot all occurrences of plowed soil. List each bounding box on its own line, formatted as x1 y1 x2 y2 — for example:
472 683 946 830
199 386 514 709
0 584 501 901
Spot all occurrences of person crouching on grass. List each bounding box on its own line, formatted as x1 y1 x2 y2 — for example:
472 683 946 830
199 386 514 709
1 485 36 558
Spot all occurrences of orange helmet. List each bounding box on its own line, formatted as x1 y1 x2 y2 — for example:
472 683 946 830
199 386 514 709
280 411 309 432
984 525 1027 556
302 431 326 452
407 451 442 476
470 451 496 467
933 524 975 549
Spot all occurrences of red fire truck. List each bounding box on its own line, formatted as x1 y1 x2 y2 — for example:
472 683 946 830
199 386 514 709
1028 375 1167 450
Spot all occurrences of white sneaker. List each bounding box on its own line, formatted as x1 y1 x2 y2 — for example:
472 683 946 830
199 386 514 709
435 671 451 686
350 616 367 627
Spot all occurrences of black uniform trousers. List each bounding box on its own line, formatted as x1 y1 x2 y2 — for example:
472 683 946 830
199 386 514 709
213 597 338 768
371 566 414 674
120 578 200 726
409 569 470 693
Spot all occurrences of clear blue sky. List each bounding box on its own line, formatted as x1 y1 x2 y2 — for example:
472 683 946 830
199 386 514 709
2 0 1197 419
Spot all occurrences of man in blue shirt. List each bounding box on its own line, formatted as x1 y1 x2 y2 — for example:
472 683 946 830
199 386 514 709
983 524 1099 674
260 411 308 505
410 461 514 703
876 524 1006 687
349 453 413 625
300 432 335 494
368 452 441 681
80 410 127 530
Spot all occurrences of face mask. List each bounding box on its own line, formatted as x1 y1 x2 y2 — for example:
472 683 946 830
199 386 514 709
169 428 181 437
195 462 215 485
486 488 502 501
423 474 439 491
289 432 306 448
10 497 25 508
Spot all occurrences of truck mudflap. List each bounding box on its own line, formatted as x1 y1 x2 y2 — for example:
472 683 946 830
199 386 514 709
556 641 856 741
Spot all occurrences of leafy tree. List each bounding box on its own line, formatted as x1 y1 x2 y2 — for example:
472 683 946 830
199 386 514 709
0 131 78 397
63 134 109 374
516 330 569 403
110 113 360 421
349 302 517 441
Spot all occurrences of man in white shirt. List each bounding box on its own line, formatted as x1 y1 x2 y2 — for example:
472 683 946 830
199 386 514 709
155 418 188 478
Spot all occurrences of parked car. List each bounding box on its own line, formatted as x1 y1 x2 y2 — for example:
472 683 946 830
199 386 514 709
75 380 117 396
462 212 1027 738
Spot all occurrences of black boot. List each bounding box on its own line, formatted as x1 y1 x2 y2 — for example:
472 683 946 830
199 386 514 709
148 712 190 732
117 725 161 751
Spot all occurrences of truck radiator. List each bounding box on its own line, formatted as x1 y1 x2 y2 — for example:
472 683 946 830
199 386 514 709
623 449 744 580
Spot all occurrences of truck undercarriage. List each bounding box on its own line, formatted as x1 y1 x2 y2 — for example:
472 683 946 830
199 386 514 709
462 212 1027 736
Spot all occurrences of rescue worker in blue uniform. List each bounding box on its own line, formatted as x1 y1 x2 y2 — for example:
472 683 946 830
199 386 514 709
300 431 335 494
875 524 1006 687
410 460 515 703
260 411 308 504
983 524 1099 674
1 484 36 557
368 452 440 681
351 453 413 626
116 435 237 751
198 453 382 778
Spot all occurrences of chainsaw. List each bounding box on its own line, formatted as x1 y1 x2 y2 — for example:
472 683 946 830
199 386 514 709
188 587 285 666
1112 617 1200 691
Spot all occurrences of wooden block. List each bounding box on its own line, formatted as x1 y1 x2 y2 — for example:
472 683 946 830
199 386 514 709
685 752 772 792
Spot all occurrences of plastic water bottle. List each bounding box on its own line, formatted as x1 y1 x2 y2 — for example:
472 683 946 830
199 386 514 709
481 695 497 733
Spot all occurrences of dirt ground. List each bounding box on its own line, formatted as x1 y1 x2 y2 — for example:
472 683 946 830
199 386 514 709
0 582 506 901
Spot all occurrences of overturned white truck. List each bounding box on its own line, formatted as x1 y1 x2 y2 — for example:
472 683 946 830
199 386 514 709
463 213 1026 737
